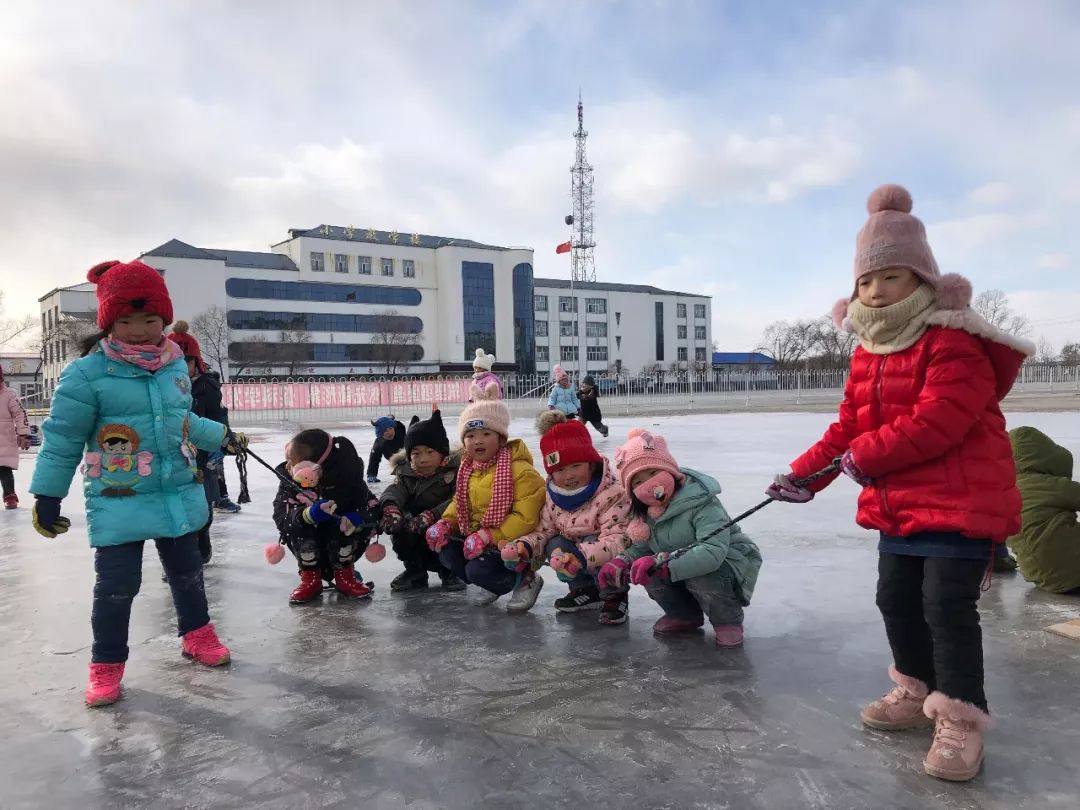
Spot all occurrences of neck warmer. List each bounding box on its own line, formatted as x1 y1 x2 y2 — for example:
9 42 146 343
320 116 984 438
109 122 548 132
547 474 603 512
100 336 183 372
846 283 937 355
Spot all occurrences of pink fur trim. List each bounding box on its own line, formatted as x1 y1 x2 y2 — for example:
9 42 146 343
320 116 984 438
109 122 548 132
933 273 972 309
627 520 650 543
926 309 1036 356
888 664 929 697
923 691 992 731
831 297 850 330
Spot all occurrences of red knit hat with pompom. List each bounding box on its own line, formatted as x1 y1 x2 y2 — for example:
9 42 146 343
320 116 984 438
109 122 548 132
538 413 602 475
87 259 173 329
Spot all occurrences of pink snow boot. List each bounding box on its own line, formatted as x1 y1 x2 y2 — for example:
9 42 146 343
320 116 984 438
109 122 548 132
922 692 990 782
3 494 17 510
85 662 125 707
860 665 933 731
652 614 705 636
181 623 231 666
713 624 744 648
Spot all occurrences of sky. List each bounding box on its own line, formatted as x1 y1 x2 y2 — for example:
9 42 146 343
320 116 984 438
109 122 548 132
1 0 1078 353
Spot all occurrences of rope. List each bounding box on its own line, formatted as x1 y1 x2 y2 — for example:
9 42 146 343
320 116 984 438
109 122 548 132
236 451 251 504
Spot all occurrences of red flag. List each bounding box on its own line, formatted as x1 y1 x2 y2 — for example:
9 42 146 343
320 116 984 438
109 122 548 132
555 240 572 255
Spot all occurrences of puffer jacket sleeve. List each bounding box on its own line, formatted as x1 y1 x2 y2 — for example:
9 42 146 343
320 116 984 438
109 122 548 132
667 500 731 582
546 387 559 409
187 412 228 452
272 479 305 536
517 499 559 558
490 463 547 546
789 373 856 491
30 362 98 499
441 480 460 527
577 486 632 569
850 330 995 478
380 474 411 510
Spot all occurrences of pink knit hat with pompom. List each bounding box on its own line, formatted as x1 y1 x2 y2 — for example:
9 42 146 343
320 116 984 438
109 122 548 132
853 184 939 285
614 429 686 491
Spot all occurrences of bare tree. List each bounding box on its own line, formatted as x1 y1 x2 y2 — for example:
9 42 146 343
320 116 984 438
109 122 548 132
191 306 230 378
229 334 272 377
370 310 422 375
757 320 817 368
275 329 313 377
807 315 858 369
0 292 35 349
1060 342 1080 366
1033 337 1057 365
30 315 97 387
972 289 1031 337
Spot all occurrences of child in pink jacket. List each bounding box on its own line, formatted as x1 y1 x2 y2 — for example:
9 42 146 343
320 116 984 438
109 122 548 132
502 411 632 625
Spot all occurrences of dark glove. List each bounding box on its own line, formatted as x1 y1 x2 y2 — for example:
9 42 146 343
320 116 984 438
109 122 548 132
380 504 403 533
222 430 248 455
302 499 338 525
339 511 367 536
408 510 437 535
32 496 71 539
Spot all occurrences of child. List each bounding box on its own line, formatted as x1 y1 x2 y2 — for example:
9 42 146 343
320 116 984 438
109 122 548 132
578 375 609 438
272 429 379 604
470 348 503 399
547 365 580 419
426 382 546 612
1 366 31 509
1006 427 1080 594
765 185 1033 782
599 429 761 647
367 414 406 483
506 411 631 624
29 259 243 707
184 346 228 563
379 409 466 592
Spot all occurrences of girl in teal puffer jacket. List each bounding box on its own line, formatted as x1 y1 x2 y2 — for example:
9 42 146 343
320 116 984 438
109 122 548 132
30 259 247 708
598 429 762 648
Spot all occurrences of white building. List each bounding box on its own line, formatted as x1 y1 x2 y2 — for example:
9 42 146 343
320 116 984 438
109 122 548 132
38 282 100 395
0 352 44 401
139 226 536 378
531 279 712 378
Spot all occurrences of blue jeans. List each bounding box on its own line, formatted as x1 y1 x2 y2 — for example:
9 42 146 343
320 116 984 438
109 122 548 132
91 533 211 663
544 535 596 590
644 562 745 627
439 540 518 595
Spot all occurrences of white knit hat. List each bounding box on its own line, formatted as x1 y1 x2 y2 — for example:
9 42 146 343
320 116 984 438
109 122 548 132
472 348 495 371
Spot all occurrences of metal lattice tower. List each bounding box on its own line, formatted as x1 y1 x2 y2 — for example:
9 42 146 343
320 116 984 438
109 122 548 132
570 93 596 283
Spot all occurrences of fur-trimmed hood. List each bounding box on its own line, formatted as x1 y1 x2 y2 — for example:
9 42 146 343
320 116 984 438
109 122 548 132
832 273 1036 399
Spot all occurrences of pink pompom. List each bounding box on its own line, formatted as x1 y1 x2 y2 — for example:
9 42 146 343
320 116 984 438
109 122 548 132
934 273 973 310
867 184 913 215
627 520 651 543
264 543 286 565
831 297 850 330
626 427 647 439
365 541 386 563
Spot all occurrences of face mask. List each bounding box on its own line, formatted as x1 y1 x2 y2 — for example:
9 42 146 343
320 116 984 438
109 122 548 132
632 471 677 519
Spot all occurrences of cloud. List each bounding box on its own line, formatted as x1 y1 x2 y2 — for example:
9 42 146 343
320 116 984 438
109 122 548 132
967 182 1013 205
1036 253 1069 270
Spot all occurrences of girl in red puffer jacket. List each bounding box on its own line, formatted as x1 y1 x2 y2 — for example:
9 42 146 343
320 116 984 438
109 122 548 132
767 185 1033 783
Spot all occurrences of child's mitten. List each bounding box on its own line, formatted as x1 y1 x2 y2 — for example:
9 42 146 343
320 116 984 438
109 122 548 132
766 473 813 503
463 528 494 560
32 496 71 539
339 511 366 536
380 504 403 533
408 510 438 535
302 499 338 525
426 519 452 552
630 555 671 586
597 557 630 591
840 449 873 487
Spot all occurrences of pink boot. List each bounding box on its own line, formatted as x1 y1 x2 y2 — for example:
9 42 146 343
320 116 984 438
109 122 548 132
861 665 933 731
922 692 990 782
85 662 125 707
713 624 744 648
652 614 705 636
181 623 231 666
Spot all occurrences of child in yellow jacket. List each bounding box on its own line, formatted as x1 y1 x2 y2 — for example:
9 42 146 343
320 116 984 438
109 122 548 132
427 382 546 611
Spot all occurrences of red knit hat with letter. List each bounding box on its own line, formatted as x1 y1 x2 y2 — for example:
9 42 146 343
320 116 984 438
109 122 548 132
87 259 174 329
536 411 601 474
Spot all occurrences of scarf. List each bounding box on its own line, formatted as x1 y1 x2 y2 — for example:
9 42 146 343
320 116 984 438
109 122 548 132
547 474 603 512
455 444 514 535
100 336 183 372
846 284 938 355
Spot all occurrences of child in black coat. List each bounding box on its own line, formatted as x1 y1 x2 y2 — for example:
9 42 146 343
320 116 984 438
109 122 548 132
578 376 609 437
272 430 379 604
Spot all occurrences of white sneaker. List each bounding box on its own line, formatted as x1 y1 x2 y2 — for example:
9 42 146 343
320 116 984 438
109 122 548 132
472 588 501 606
507 574 544 614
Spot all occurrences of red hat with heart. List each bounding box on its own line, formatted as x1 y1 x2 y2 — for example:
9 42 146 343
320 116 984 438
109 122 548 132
87 259 173 329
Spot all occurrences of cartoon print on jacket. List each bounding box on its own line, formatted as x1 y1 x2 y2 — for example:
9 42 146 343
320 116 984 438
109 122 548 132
82 424 154 496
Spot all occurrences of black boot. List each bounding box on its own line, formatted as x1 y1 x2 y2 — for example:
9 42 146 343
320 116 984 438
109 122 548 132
439 571 467 592
391 568 429 592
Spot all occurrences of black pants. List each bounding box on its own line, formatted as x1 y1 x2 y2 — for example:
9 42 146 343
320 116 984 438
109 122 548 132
92 533 211 663
439 541 518 595
876 553 988 711
391 529 450 575
288 527 370 572
0 466 13 497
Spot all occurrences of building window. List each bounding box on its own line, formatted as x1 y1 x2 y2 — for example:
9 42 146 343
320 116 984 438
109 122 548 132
229 342 424 364
695 325 707 340
586 322 607 338
695 347 707 362
585 298 607 314
311 252 325 272
535 320 549 337
462 262 495 361
678 347 688 361
225 278 422 306
560 345 579 362
559 296 578 313
676 303 687 318
587 346 608 362
512 262 536 374
655 302 665 361
615 311 621 326
559 320 578 337
677 325 687 339
403 259 416 278
227 310 422 334
359 256 372 275
535 295 548 312
334 253 349 273
616 335 622 350
382 258 394 276
695 304 707 318
536 345 549 362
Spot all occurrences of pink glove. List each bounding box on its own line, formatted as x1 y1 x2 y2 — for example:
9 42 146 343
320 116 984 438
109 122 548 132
840 449 873 487
426 519 452 552
766 473 813 503
597 558 630 591
630 555 670 586
548 548 584 582
463 528 494 560
17 435 31 451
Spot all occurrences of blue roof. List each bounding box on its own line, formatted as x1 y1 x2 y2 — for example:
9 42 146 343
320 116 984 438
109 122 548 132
712 352 776 365
142 239 298 271
285 225 509 251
